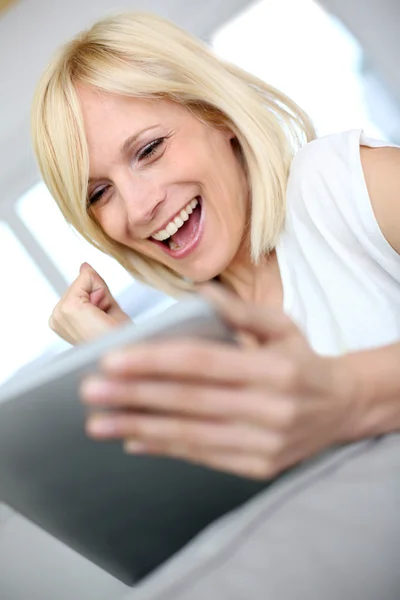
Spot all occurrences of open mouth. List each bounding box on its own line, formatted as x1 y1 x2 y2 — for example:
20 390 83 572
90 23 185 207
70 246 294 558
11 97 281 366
148 196 204 258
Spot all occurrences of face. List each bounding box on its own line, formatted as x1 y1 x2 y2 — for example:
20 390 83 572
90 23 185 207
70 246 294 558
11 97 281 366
79 87 249 282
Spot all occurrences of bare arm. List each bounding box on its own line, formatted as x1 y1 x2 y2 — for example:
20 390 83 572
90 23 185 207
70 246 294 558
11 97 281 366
361 145 400 253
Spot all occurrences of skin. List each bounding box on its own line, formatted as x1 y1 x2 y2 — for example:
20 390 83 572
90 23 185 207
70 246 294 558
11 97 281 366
52 87 400 479
82 89 251 285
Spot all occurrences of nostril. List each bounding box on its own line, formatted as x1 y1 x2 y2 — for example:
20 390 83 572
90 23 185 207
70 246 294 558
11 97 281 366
127 195 166 228
149 195 167 222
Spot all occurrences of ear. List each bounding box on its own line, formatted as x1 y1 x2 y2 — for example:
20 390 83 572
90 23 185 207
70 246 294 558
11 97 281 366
229 135 244 164
224 128 237 143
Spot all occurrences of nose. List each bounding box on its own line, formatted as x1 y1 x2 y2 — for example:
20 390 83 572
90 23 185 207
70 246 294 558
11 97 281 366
119 178 166 229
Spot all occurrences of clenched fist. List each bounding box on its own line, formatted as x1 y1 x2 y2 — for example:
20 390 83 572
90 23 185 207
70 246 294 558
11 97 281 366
49 262 131 345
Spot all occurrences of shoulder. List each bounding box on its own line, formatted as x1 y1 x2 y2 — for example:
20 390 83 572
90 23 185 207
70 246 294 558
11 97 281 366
290 130 357 173
286 130 362 219
360 145 400 254
289 131 400 256
288 130 360 192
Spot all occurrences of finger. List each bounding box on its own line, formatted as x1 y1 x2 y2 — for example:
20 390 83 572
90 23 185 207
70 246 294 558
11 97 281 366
125 443 274 480
101 339 268 384
72 269 116 316
56 301 117 341
200 283 298 343
79 261 93 274
86 412 283 456
89 286 111 311
79 264 125 318
93 288 128 322
189 451 274 479
81 378 298 430
79 269 105 299
63 269 97 301
100 337 307 393
71 264 109 304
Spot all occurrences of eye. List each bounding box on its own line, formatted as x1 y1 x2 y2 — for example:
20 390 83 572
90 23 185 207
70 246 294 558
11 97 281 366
138 137 166 161
87 185 109 208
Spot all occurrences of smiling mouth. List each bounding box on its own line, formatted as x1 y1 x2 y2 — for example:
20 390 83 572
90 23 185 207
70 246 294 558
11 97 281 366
148 196 203 257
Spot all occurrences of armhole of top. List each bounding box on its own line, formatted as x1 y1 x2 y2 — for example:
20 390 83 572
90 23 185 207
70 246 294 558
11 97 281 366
351 129 400 264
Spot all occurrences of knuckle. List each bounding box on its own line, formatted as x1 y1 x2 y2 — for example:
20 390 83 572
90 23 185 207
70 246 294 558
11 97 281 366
172 385 193 411
268 433 287 456
179 421 211 454
51 302 61 318
192 345 216 372
52 302 65 319
170 342 203 369
59 302 74 317
184 343 203 365
133 418 152 439
172 344 193 366
177 440 196 460
48 314 56 331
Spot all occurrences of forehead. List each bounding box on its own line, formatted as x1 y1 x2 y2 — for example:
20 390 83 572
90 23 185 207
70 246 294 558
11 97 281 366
77 86 189 142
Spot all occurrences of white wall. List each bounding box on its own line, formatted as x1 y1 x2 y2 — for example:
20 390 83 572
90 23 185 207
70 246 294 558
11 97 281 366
320 0 400 105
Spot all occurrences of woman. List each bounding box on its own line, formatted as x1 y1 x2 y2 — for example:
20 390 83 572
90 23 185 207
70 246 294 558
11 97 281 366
32 12 400 480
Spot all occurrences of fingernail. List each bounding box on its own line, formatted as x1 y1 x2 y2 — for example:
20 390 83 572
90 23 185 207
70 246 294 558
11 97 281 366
80 379 112 403
87 418 116 436
124 440 146 454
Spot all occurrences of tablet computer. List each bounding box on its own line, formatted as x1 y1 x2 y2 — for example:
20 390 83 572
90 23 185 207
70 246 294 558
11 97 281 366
0 296 268 585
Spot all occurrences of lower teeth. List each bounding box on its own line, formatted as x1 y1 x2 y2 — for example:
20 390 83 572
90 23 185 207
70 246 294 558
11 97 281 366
169 240 180 251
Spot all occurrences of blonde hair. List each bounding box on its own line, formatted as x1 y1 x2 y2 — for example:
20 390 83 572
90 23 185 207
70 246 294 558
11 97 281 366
31 11 315 296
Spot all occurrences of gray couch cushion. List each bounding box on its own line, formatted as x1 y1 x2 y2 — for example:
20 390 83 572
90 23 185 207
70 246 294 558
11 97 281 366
0 507 127 600
127 435 400 600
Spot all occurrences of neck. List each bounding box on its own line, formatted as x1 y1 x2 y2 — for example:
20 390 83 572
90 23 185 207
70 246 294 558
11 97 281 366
218 244 283 309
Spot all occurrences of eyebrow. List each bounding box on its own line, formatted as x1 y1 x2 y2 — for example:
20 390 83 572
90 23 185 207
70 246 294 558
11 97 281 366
120 124 161 157
88 124 161 185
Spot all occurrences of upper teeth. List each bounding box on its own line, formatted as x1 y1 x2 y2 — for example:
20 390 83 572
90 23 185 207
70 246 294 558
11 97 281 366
151 198 198 241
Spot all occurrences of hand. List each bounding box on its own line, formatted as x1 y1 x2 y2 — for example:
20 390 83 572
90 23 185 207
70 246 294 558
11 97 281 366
49 262 130 345
80 286 359 479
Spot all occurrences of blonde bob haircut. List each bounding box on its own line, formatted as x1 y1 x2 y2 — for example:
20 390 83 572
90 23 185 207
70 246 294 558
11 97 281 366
32 11 315 297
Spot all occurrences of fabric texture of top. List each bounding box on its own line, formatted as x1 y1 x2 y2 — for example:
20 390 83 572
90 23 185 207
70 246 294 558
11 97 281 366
277 129 400 355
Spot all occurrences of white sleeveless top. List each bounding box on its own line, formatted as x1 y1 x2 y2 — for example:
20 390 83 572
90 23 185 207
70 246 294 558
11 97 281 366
277 129 400 356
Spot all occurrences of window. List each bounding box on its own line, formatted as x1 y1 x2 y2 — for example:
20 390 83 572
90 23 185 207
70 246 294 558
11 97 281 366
0 222 60 384
0 183 172 386
212 0 386 139
17 182 133 297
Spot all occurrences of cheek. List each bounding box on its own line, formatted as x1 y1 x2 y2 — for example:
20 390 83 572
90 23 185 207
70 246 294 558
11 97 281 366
209 155 249 227
95 205 127 244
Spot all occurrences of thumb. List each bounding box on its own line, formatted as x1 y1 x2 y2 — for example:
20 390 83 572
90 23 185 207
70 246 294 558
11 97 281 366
77 263 111 308
80 261 94 275
79 262 109 295
77 263 128 323
78 264 127 321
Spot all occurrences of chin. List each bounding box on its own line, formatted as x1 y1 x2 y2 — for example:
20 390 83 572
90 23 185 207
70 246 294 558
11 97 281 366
177 251 235 283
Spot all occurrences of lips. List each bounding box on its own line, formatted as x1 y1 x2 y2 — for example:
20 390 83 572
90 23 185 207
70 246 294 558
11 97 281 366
149 196 204 259
150 198 199 242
